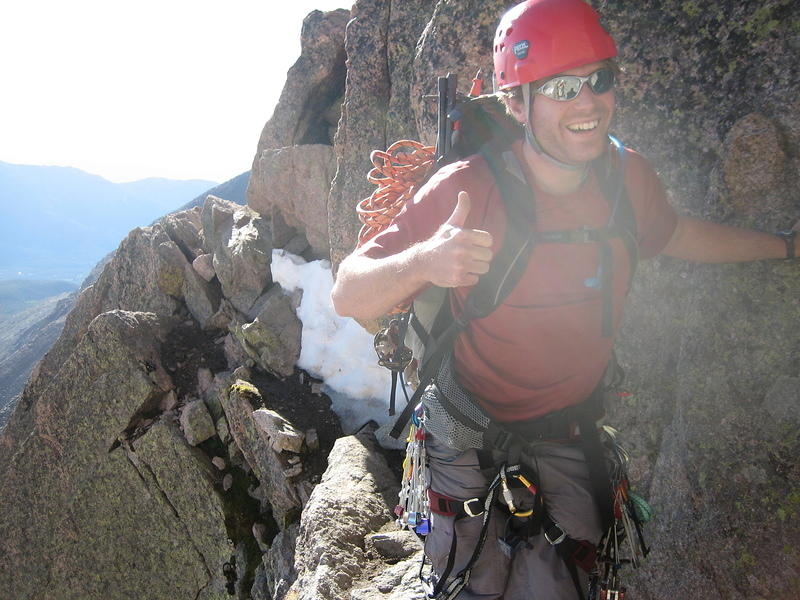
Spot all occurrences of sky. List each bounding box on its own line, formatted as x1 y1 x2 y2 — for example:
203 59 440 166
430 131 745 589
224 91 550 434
0 0 350 184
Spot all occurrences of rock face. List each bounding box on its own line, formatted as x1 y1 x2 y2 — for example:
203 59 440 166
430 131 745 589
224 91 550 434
250 145 336 257
0 311 233 600
328 0 440 268
0 184 347 599
286 426 423 600
248 9 350 259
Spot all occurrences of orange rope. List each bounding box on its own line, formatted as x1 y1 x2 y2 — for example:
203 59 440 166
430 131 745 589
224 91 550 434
356 140 435 247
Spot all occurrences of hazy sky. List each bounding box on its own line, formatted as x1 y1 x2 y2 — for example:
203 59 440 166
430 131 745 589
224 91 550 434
0 0 350 183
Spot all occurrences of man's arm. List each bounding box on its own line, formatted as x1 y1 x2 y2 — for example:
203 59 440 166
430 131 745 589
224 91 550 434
331 191 493 320
661 215 791 262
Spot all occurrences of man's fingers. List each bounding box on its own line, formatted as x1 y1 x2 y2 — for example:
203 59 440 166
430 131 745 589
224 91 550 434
466 259 491 275
445 191 471 228
467 228 493 248
467 246 493 263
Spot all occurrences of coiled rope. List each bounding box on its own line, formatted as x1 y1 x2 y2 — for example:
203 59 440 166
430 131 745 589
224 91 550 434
356 140 435 246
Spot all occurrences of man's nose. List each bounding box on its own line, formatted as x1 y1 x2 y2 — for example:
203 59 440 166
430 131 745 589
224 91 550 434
572 81 598 108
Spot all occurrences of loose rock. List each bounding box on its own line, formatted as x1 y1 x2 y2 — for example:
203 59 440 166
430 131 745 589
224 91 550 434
179 399 216 446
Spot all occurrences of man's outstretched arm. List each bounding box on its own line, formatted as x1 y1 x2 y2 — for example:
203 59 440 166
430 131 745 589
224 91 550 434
661 216 793 263
331 191 493 320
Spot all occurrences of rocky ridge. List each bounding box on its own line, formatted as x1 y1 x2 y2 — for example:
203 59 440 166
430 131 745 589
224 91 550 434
0 2 798 600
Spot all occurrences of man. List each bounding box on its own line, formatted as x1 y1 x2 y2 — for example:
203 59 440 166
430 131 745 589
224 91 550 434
331 0 794 598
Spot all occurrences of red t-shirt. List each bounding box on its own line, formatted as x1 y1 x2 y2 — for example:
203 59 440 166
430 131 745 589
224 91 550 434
361 142 677 422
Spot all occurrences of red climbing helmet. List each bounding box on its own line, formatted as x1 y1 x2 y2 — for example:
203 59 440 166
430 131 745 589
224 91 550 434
493 0 617 91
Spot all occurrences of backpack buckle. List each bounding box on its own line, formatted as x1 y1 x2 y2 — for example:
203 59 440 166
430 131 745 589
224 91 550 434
571 227 597 243
464 498 484 517
544 521 567 545
492 429 514 453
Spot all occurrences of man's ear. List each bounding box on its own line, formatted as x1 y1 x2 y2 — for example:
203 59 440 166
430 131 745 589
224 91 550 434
506 97 528 126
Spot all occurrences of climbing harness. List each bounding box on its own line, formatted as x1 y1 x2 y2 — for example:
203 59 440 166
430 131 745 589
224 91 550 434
420 425 652 600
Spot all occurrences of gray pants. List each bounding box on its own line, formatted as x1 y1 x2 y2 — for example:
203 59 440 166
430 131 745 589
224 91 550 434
425 436 603 600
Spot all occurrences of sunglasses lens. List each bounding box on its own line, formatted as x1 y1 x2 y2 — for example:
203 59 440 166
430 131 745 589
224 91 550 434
539 76 583 101
589 68 614 94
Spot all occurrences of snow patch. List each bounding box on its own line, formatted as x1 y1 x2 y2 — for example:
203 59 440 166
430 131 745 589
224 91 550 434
271 250 393 433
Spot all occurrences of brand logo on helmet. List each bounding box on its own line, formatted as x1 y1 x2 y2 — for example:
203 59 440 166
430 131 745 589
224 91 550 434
513 40 530 60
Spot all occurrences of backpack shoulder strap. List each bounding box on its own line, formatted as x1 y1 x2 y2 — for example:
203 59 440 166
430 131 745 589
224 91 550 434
390 144 537 439
597 136 638 276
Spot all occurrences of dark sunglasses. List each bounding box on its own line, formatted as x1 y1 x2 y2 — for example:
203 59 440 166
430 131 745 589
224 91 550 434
535 67 615 102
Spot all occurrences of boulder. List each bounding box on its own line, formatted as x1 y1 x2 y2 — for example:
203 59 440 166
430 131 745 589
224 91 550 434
286 426 400 600
252 408 305 454
158 207 205 261
350 553 426 599
180 398 216 446
201 196 273 314
218 379 309 527
248 144 335 258
231 285 302 378
183 261 223 329
0 311 231 600
367 530 420 560
193 253 216 282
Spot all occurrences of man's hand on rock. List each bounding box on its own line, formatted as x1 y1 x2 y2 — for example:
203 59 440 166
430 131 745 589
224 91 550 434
419 191 494 288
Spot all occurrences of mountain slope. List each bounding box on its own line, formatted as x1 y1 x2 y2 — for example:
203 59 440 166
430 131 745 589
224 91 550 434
0 161 217 281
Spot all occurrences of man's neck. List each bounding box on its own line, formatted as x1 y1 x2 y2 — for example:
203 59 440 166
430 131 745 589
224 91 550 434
521 141 589 196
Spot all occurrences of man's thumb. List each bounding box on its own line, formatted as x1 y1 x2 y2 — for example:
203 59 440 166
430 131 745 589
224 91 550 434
445 191 471 228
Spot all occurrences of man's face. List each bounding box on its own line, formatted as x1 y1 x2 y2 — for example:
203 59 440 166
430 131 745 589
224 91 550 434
516 60 616 165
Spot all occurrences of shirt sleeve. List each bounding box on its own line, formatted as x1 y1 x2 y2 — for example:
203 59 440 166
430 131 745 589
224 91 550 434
625 151 679 259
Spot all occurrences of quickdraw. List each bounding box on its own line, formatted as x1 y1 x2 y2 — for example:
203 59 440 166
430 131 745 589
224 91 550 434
587 428 653 600
395 404 431 535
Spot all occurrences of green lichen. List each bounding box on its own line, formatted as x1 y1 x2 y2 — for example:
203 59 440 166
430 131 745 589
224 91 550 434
681 1 700 18
230 380 260 398
157 265 185 297
736 549 757 570
742 2 789 39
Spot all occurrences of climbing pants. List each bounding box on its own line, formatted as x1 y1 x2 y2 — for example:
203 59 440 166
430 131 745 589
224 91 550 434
424 435 603 600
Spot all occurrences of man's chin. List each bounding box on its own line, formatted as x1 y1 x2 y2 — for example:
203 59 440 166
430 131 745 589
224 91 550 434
559 136 608 165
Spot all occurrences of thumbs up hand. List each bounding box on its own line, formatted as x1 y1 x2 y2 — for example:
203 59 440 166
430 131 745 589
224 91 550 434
420 191 494 288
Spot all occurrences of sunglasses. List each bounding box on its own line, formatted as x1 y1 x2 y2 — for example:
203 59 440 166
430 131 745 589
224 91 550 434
535 67 615 102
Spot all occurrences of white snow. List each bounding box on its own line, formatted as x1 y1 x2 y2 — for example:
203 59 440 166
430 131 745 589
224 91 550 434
271 249 393 433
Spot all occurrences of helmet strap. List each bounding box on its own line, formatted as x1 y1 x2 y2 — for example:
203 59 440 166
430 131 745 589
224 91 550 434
521 83 588 174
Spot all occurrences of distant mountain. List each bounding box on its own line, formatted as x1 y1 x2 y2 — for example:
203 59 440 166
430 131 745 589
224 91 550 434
174 171 249 214
0 170 249 429
0 291 75 429
0 161 218 282
0 279 78 315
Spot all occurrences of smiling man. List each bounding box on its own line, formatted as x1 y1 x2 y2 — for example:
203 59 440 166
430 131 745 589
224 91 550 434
331 0 793 598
